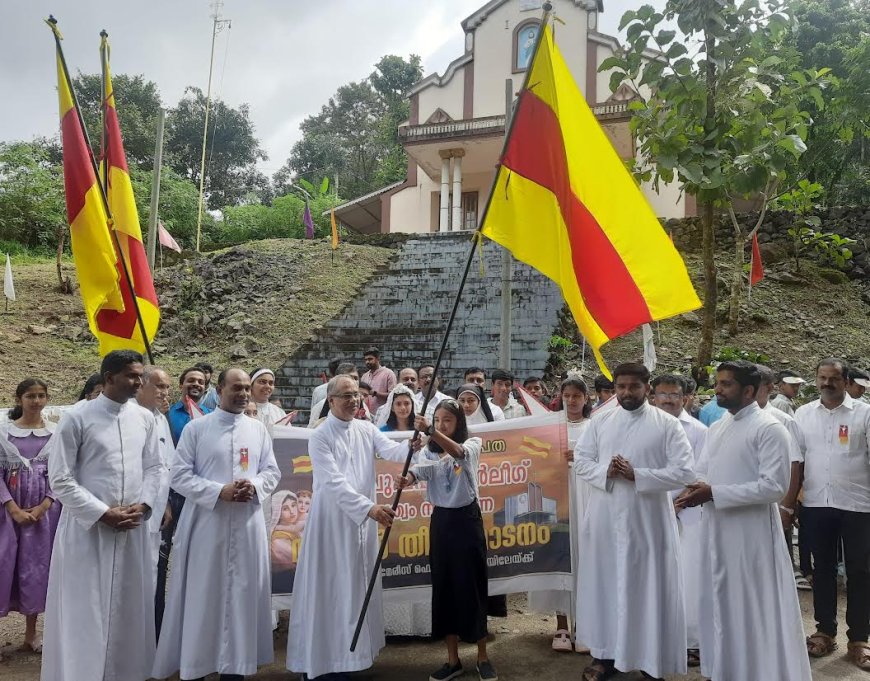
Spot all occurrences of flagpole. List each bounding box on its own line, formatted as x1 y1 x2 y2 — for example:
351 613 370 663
350 1 555 652
46 17 154 364
748 236 754 304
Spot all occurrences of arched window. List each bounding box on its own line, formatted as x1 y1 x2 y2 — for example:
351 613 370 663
512 19 541 73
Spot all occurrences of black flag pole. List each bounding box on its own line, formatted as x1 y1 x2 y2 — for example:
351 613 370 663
46 17 154 364
349 227 479 652
350 2 554 652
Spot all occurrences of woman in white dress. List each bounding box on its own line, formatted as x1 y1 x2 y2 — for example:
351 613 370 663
528 377 592 652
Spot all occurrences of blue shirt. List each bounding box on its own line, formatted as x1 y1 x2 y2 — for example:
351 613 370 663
167 400 212 445
200 386 219 412
699 398 727 426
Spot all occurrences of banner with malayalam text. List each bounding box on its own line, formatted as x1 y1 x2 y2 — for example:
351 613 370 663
269 412 572 602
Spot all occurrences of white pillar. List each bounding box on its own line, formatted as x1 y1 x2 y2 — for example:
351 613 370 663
439 151 451 232
451 149 464 231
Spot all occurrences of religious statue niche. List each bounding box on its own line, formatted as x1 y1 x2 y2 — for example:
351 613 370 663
514 20 540 73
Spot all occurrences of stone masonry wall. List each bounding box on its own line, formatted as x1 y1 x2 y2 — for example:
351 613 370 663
274 232 563 416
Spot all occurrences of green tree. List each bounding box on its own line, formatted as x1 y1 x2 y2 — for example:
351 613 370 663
604 0 828 363
129 167 206 251
165 87 268 210
790 0 870 204
72 72 163 169
0 139 65 248
274 54 423 199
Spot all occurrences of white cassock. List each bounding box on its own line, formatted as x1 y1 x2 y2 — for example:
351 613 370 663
153 408 281 680
574 402 695 677
136 403 174 582
286 412 411 678
528 418 590 617
696 402 811 681
674 410 707 650
42 394 164 681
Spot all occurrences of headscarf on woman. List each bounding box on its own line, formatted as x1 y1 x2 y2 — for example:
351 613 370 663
455 383 495 426
375 384 416 429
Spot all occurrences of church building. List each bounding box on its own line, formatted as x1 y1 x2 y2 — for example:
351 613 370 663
333 0 692 235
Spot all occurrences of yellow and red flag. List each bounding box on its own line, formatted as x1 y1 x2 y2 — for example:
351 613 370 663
97 34 159 354
49 21 124 346
481 25 700 374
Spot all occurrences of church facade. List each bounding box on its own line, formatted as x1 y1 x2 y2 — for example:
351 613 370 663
333 0 692 235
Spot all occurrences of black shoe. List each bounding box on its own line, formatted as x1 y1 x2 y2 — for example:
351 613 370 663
430 661 463 681
477 660 498 680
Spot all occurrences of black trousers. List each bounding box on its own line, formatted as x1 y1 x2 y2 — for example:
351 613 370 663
155 489 186 639
801 506 870 642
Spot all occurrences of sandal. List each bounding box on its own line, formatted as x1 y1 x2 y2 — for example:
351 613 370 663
848 641 870 671
20 638 43 653
807 631 838 658
551 629 572 652
687 648 701 667
794 573 812 591
582 660 615 681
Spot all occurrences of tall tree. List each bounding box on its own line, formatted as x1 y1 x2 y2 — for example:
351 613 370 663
789 0 870 204
72 72 163 169
0 139 66 248
165 87 268 209
274 54 422 199
604 0 827 365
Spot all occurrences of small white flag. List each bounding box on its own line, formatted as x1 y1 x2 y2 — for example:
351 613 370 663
3 254 15 302
642 323 657 372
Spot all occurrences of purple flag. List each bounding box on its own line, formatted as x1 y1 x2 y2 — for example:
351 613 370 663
303 202 315 239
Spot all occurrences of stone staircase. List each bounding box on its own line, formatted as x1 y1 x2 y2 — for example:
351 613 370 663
274 232 563 417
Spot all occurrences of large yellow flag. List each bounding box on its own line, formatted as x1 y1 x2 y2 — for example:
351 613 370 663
481 25 700 374
48 20 123 345
96 34 160 354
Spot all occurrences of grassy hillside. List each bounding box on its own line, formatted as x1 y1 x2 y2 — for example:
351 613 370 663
2 237 869 408
0 239 393 404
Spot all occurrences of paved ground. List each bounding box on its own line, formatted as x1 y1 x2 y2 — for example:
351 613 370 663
0 592 861 680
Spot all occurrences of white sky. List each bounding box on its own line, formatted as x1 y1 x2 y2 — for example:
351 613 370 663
0 0 665 176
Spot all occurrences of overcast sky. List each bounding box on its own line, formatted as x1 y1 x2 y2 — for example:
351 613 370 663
1 0 664 176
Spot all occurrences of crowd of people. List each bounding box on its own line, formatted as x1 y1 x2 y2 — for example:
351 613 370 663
0 344 868 681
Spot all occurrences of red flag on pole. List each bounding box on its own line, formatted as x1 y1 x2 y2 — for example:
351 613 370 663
750 232 764 286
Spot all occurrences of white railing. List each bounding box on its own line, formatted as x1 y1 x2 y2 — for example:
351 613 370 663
399 115 506 140
592 101 631 117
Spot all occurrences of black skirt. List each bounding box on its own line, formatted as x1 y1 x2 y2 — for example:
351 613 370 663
429 500 489 643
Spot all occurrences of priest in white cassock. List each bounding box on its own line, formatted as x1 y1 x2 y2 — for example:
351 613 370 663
650 374 707 669
42 350 165 681
677 360 811 681
574 363 695 681
286 374 415 680
132 366 175 634
153 368 281 681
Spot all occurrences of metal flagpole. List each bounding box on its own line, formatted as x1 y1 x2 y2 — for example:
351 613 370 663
146 109 166 270
351 1 555 651
499 78 514 372
195 0 230 252
46 18 154 364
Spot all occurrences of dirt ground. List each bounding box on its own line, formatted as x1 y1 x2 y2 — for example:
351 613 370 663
0 591 860 680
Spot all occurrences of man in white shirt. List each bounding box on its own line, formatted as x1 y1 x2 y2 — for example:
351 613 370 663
308 363 359 427
651 374 707 668
591 374 617 416
134 366 175 636
489 369 528 420
311 357 344 411
42 350 164 681
795 357 870 670
153 369 280 681
678 360 811 681
846 368 870 403
286 375 413 679
574 363 695 680
415 364 449 417
756 364 811 589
